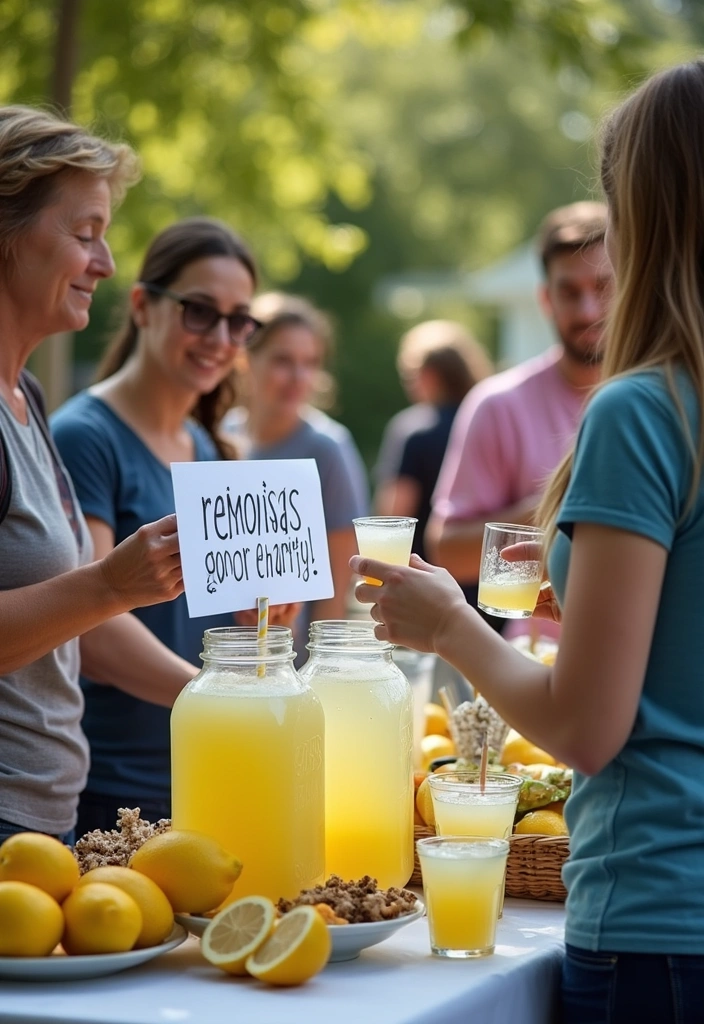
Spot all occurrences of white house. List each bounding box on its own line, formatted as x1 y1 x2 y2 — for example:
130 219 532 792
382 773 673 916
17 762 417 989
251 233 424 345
376 241 553 367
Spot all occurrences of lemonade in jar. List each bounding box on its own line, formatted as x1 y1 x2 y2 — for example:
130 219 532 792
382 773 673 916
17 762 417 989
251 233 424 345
299 620 414 888
171 627 325 902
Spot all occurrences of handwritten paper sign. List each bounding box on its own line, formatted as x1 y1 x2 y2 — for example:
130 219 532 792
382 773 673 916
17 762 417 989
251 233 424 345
171 459 333 618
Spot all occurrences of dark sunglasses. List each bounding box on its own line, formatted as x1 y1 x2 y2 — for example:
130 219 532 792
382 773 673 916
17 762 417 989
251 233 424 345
141 283 262 346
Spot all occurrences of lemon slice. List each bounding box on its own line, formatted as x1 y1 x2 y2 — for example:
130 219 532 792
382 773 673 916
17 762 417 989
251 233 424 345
201 896 276 975
245 906 332 986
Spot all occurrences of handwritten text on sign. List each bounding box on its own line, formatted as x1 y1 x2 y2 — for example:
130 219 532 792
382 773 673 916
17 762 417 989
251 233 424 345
171 459 333 617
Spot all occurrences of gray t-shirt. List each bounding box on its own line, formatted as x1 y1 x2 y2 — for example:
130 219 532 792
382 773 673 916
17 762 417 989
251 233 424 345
0 396 91 833
223 407 369 529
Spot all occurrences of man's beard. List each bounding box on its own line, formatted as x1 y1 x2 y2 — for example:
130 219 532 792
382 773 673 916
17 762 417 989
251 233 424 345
560 329 605 367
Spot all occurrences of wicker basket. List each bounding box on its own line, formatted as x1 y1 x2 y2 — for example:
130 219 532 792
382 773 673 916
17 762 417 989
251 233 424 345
505 833 569 902
411 824 435 886
412 826 569 901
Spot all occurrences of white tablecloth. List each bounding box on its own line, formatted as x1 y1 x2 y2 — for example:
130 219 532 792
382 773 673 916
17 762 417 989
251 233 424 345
0 899 565 1024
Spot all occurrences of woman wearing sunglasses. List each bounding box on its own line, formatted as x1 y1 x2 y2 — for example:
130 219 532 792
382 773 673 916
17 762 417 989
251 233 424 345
51 217 297 834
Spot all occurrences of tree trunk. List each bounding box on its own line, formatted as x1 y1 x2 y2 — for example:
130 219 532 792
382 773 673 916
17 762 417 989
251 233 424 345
52 0 81 114
35 0 82 410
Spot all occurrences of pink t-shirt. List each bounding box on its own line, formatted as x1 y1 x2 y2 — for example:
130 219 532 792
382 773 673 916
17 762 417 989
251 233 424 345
434 346 588 521
432 346 590 640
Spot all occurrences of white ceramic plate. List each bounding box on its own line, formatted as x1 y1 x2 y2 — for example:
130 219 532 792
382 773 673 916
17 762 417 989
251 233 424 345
326 901 425 962
176 900 425 963
0 923 187 982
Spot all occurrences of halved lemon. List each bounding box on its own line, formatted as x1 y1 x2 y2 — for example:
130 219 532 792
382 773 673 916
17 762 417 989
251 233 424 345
201 895 276 975
245 905 331 986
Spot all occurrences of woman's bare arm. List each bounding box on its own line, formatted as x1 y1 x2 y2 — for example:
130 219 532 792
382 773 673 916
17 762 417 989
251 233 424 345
77 516 197 706
0 515 183 676
352 522 666 775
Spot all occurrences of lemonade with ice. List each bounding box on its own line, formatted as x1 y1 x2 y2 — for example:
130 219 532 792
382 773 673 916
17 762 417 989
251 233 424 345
477 578 541 617
353 516 417 585
171 628 325 903
417 837 508 957
478 523 544 618
429 773 522 840
300 621 414 888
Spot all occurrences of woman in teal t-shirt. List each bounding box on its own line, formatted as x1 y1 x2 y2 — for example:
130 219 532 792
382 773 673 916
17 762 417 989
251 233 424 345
351 61 704 1023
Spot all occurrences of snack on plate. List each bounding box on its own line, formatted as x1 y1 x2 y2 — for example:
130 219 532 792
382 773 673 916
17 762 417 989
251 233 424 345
73 808 171 874
450 695 510 762
277 875 417 924
311 903 349 926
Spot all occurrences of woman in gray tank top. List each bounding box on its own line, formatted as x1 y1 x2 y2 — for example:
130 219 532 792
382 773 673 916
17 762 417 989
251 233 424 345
0 107 191 841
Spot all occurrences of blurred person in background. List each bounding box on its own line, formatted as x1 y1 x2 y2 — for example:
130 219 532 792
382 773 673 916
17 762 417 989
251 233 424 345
374 319 493 563
223 292 369 658
52 218 297 834
426 201 612 637
0 106 185 844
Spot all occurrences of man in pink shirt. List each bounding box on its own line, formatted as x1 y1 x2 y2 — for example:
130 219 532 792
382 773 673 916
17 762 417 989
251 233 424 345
426 201 612 636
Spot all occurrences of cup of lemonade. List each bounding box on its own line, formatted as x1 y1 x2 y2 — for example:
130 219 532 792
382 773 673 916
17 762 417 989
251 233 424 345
427 771 522 839
416 836 509 958
477 522 544 618
353 516 417 586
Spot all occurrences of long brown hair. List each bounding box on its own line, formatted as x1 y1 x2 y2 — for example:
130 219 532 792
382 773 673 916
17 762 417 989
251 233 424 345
97 217 257 460
539 60 704 539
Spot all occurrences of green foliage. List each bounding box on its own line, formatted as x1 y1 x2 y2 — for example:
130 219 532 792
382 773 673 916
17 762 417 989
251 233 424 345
1 0 701 464
451 0 653 77
0 0 372 279
283 0 701 462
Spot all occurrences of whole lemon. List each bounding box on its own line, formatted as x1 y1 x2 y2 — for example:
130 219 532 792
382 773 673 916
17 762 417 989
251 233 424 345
419 734 455 772
129 830 242 914
0 832 79 903
0 880 64 957
62 882 143 955
514 810 569 837
415 776 436 828
500 730 556 768
423 702 450 738
76 866 174 948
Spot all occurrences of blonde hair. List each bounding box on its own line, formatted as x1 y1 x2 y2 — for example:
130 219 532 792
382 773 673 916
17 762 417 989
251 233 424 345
0 105 140 260
397 319 493 404
539 60 704 541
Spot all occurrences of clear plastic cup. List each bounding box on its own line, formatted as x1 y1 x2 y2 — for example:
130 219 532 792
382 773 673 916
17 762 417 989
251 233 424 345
353 516 417 586
416 836 509 958
477 522 544 618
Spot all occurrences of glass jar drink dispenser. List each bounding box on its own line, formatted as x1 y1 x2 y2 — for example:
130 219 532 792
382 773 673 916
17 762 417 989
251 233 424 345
171 626 325 902
299 620 414 888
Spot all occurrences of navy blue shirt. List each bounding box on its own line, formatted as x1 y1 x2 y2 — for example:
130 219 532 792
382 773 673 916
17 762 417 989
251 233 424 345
397 403 459 562
51 393 232 801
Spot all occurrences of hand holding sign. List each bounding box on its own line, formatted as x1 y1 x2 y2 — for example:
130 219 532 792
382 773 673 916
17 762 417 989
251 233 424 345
171 459 333 618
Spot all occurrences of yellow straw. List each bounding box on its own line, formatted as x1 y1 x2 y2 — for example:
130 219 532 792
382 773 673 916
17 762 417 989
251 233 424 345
256 596 269 679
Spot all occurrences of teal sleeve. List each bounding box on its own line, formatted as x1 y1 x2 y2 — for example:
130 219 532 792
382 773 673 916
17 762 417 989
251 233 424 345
51 405 119 532
557 374 693 552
